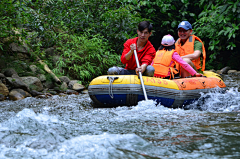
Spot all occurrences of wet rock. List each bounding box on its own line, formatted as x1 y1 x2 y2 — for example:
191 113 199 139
82 90 88 94
0 73 6 84
30 90 44 97
6 77 30 92
0 83 9 96
9 89 25 101
36 93 52 99
58 93 67 97
60 82 68 91
0 94 5 101
68 80 78 89
53 86 61 92
59 76 70 84
21 76 43 92
227 70 237 75
4 68 18 77
72 83 85 91
66 89 79 95
43 80 55 89
47 90 57 95
220 66 231 74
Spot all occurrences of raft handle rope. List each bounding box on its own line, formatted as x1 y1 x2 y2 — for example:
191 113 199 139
107 76 119 99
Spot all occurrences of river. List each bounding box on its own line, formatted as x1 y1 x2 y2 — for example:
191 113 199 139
0 75 240 159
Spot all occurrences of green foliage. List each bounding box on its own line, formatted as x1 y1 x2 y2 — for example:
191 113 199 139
54 31 121 83
194 0 240 69
122 0 202 48
1 0 240 84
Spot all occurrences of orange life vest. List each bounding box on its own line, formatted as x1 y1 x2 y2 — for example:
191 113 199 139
152 49 178 79
175 34 206 71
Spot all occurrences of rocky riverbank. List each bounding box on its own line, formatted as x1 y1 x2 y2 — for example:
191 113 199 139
0 67 86 101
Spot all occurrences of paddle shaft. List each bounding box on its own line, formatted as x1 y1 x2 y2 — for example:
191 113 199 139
133 50 148 100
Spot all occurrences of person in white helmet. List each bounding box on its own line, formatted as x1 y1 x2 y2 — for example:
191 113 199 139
152 34 203 79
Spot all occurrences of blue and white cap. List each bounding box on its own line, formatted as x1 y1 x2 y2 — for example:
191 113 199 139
178 21 192 30
161 34 175 46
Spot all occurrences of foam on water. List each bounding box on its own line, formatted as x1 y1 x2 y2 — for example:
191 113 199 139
184 87 240 112
1 86 240 158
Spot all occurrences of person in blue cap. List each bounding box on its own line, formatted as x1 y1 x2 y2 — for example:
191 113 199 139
175 21 206 78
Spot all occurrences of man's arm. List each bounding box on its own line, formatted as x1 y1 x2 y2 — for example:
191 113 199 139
124 44 136 60
181 50 201 60
181 40 202 60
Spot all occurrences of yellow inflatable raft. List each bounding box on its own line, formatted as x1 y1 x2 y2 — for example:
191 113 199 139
88 71 226 108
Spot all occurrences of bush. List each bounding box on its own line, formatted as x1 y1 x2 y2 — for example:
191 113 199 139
54 31 121 84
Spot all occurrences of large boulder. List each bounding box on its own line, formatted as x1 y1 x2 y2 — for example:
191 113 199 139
6 77 30 92
21 76 43 92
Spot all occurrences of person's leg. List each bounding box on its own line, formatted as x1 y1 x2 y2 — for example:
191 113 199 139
181 58 196 78
107 66 124 75
108 67 135 75
143 65 155 77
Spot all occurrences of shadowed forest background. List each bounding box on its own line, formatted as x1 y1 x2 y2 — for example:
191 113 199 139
0 0 240 86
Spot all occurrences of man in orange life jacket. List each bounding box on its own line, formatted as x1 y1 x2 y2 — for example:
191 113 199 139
175 21 206 78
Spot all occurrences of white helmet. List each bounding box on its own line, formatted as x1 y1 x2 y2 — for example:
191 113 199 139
161 34 175 46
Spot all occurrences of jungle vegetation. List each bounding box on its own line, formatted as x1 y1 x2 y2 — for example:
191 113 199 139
0 0 240 85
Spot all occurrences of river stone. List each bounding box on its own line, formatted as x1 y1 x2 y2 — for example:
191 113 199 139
6 77 30 92
4 68 18 77
43 80 55 89
82 90 88 94
59 76 70 84
60 82 68 91
72 83 85 91
37 74 46 82
227 70 237 75
68 80 78 89
0 83 9 96
220 66 231 74
21 76 43 92
65 89 79 95
0 73 5 78
13 89 31 98
9 89 25 101
0 94 5 101
30 90 44 97
0 73 6 84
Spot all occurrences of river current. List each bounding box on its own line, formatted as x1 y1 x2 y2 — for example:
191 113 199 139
0 75 240 159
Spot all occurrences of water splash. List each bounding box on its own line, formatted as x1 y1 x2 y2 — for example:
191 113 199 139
184 87 240 112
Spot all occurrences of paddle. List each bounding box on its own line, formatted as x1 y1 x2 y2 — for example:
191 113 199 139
133 49 148 100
